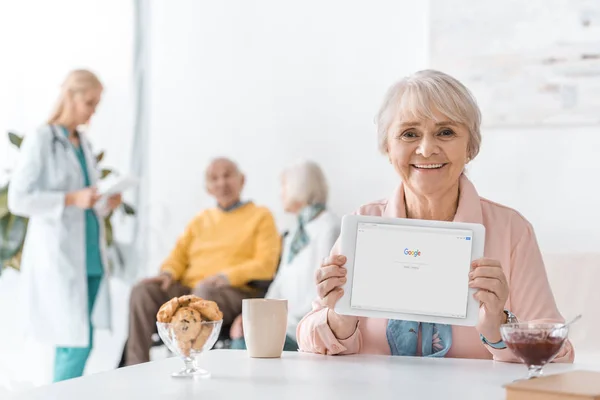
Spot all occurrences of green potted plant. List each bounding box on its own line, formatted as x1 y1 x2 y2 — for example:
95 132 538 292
0 131 136 275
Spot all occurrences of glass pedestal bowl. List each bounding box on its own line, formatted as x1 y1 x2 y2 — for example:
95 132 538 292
156 320 223 378
500 322 568 379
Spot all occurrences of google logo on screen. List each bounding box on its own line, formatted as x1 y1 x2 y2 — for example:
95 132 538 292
404 248 421 257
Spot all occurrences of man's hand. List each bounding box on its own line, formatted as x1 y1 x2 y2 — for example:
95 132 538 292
141 272 173 291
200 274 229 288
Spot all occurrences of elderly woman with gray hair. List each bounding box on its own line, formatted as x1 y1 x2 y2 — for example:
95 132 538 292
297 70 574 362
230 160 340 351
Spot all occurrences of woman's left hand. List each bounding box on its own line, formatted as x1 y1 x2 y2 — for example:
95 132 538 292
107 194 122 211
230 314 243 339
469 258 509 342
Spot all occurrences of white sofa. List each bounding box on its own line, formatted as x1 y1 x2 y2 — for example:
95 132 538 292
543 252 600 363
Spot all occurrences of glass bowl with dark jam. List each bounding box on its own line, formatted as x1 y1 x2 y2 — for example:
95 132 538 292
500 322 568 379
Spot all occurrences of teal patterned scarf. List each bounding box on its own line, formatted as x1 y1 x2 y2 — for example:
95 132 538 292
387 320 452 357
287 203 326 263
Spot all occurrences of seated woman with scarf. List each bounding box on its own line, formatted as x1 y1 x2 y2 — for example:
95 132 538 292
230 160 340 351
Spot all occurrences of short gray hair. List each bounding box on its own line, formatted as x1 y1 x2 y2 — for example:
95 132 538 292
282 160 328 206
376 70 482 160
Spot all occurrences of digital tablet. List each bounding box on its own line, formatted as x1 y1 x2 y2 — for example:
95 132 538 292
335 214 485 326
97 175 139 198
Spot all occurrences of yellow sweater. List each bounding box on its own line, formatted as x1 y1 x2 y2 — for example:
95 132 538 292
161 203 281 288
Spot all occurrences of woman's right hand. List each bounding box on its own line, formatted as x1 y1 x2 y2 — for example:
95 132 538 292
66 187 100 209
316 254 359 339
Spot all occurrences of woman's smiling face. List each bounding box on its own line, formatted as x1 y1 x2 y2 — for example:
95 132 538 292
386 107 470 197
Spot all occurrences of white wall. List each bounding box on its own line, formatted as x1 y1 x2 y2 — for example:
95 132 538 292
0 0 134 183
147 0 600 265
147 0 429 270
468 126 600 253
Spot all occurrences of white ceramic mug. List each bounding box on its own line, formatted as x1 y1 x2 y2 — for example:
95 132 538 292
242 299 288 358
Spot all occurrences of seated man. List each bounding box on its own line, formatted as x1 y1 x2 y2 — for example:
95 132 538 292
125 157 281 365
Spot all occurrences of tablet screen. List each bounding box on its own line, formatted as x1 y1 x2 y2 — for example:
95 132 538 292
350 222 473 319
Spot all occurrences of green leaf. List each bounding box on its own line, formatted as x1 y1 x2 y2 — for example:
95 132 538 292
8 132 23 148
96 151 105 163
104 217 113 247
0 185 9 218
112 242 125 266
0 214 28 263
5 250 22 271
101 169 112 179
122 202 136 215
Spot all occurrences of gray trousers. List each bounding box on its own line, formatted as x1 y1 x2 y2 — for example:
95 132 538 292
125 280 258 366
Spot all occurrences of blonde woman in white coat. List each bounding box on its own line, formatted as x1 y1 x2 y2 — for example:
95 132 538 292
230 160 340 350
8 70 121 382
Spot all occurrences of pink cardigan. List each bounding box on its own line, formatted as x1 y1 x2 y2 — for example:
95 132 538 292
296 175 574 363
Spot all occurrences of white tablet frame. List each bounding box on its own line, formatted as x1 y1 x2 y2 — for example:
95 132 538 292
335 214 485 326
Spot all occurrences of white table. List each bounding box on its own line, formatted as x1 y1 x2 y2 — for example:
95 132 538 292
9 350 600 400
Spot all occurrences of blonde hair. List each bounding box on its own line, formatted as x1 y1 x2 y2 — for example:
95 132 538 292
282 160 328 206
47 69 103 124
376 69 482 160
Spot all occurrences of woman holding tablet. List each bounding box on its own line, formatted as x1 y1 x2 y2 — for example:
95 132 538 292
296 70 574 363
